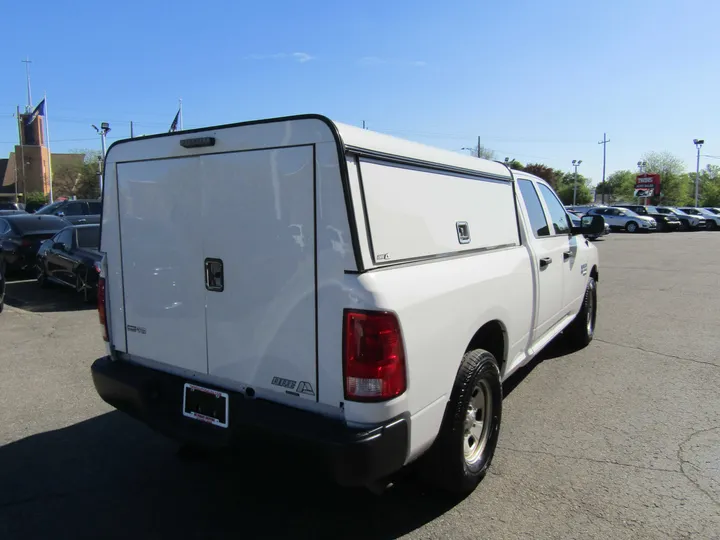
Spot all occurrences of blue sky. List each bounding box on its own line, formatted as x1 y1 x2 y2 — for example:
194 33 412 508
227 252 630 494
1 0 718 184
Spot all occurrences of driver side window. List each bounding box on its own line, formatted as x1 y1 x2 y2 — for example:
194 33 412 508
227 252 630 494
537 183 571 235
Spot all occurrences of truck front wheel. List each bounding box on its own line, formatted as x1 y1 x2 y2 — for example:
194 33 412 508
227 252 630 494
564 277 597 349
421 349 502 495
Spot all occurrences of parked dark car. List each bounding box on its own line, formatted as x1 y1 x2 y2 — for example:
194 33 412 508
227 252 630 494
0 256 5 313
654 207 706 231
36 224 101 302
34 199 102 225
613 205 681 232
0 215 69 274
0 201 25 211
0 210 27 216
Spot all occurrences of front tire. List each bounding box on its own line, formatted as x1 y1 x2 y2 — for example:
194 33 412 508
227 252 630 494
36 264 50 288
565 277 597 349
421 349 502 495
680 219 690 231
625 221 638 233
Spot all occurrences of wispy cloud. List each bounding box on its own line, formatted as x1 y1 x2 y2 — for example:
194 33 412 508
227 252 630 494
357 57 427 67
291 52 314 63
245 52 315 63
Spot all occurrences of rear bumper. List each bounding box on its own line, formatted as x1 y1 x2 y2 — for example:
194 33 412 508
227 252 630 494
91 356 409 487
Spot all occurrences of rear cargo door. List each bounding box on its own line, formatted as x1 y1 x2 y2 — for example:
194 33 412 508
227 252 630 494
117 158 208 374
200 146 317 400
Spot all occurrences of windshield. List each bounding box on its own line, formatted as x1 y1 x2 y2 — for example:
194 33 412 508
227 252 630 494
34 201 64 215
620 209 641 217
645 206 661 213
668 208 689 216
76 227 100 249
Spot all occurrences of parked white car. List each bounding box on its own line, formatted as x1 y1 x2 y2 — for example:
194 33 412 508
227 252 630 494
585 207 656 233
91 115 602 495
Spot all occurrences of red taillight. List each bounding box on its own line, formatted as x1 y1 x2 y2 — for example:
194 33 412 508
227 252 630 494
97 273 108 342
20 239 31 247
343 310 406 402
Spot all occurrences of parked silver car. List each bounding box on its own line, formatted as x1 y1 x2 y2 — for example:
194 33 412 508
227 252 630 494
679 207 720 230
655 207 706 231
585 207 656 233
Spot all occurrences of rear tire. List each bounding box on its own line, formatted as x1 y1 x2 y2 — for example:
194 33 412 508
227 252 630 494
625 221 638 233
420 349 502 495
564 277 597 350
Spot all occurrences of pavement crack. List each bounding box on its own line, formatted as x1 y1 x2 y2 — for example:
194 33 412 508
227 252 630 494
498 445 679 474
594 338 719 369
676 426 720 509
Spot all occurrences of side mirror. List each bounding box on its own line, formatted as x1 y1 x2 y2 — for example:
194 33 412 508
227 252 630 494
56 211 65 217
573 215 605 236
52 242 66 251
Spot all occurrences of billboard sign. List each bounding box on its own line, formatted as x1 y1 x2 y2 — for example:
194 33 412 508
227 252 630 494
634 173 661 198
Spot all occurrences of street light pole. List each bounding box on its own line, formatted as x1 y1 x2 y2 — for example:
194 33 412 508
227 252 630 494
693 139 704 207
572 159 582 205
92 122 111 196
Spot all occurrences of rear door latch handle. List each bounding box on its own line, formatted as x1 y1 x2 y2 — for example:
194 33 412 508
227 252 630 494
204 258 224 292
539 257 552 269
563 250 572 260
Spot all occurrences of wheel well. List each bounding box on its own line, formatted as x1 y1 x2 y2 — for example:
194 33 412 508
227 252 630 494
591 265 599 282
466 320 507 372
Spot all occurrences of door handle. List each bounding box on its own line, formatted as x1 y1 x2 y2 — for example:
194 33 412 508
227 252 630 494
563 250 572 261
204 258 224 292
539 257 552 269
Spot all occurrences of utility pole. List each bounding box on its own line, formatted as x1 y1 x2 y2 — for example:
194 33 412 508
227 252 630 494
598 133 610 203
362 120 366 130
693 139 704 207
92 123 111 195
130 121 134 138
477 135 481 158
21 57 32 111
572 159 582 205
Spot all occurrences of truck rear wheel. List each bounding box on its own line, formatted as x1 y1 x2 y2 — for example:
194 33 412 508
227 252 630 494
421 349 502 495
564 277 597 349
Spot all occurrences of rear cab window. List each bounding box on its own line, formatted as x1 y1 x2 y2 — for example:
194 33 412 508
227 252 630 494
517 179 550 237
87 202 102 215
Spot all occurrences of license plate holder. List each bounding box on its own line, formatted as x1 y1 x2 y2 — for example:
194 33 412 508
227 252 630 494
182 383 229 428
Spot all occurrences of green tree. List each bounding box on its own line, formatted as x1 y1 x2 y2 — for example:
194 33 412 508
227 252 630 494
698 164 720 206
503 158 524 170
467 144 496 160
641 151 691 206
601 170 636 202
555 171 593 205
52 150 102 199
523 163 562 189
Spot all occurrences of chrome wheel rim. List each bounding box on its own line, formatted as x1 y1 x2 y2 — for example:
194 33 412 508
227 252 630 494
464 380 492 465
586 287 595 334
628 223 637 232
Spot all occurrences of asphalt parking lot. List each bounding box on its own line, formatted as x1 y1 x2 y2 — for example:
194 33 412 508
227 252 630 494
1 232 719 540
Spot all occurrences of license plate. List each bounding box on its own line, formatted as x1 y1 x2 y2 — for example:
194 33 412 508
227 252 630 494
182 383 229 428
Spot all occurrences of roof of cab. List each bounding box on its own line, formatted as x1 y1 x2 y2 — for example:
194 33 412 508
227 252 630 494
334 120 511 180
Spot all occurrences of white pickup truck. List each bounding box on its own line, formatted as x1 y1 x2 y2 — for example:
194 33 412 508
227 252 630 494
91 115 603 495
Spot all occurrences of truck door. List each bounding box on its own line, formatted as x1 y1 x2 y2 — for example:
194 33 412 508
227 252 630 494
535 183 586 313
200 146 318 401
517 179 567 338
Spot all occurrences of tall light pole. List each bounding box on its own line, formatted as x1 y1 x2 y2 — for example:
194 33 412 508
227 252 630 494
572 159 582 205
693 139 704 207
92 122 111 195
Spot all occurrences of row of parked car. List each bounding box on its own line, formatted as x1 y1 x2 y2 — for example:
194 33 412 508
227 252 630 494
566 204 720 233
0 199 102 312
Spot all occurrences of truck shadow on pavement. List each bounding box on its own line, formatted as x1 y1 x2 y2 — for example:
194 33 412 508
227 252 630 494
4 278 95 313
0 411 458 540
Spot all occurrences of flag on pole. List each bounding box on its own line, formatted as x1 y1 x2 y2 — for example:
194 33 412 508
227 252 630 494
25 98 46 125
169 109 180 132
